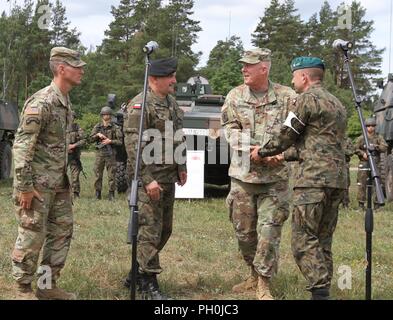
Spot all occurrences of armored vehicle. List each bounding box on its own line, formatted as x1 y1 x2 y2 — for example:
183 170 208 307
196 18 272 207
0 100 19 179
374 73 393 201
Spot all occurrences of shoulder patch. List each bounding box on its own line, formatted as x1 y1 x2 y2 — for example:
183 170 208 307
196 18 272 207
25 106 40 115
132 104 142 109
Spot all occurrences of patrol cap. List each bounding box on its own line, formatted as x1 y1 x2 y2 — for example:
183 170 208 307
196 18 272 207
365 117 376 126
100 106 113 116
290 57 325 72
149 57 178 77
239 48 271 64
50 47 86 68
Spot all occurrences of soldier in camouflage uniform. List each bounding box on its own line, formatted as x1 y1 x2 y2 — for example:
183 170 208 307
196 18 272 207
221 48 297 300
11 47 85 300
341 136 355 208
123 57 187 300
252 57 347 300
355 117 388 209
67 111 86 198
90 107 122 201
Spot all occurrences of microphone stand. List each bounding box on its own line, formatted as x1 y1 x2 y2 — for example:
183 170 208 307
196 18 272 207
340 48 385 300
127 52 152 300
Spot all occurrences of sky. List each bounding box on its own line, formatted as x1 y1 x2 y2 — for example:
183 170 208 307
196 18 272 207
0 0 392 78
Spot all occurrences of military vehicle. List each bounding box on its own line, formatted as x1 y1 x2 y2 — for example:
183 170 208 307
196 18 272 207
0 100 19 179
374 73 393 201
176 75 213 111
182 94 230 186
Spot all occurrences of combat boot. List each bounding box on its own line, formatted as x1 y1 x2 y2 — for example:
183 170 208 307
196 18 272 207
96 190 102 200
108 191 115 201
232 266 258 293
256 276 274 300
15 283 37 300
311 288 330 300
36 282 76 300
124 268 142 292
140 274 171 300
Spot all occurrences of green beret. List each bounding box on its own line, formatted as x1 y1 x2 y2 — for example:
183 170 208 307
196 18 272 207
239 48 271 64
50 47 86 68
149 57 178 77
290 57 325 72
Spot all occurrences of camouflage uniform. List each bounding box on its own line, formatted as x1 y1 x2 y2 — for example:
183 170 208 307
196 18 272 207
341 137 355 208
12 81 74 285
258 83 348 292
355 132 388 205
123 89 186 275
222 81 296 279
67 119 85 195
90 121 122 193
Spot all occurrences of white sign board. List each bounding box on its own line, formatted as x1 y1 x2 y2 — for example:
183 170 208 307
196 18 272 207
175 150 204 199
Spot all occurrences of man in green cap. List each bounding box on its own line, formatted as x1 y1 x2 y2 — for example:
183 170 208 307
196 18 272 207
355 117 387 209
67 111 86 199
221 48 297 300
90 106 123 201
251 56 347 300
11 47 85 300
123 57 187 299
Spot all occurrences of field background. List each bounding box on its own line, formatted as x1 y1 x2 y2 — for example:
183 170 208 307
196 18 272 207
1 153 393 300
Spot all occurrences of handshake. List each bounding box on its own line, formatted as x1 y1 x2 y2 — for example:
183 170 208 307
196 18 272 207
250 146 284 167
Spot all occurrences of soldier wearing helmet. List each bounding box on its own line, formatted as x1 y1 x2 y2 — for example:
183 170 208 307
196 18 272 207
67 111 86 198
355 116 388 209
90 105 123 200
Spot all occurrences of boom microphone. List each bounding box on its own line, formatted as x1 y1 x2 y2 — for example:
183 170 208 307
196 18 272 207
332 39 353 51
142 41 159 54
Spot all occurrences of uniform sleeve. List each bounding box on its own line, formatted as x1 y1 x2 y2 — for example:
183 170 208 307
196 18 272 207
283 146 299 162
376 135 388 153
13 100 47 192
123 99 155 187
75 126 86 148
110 125 123 146
354 136 365 159
221 91 255 151
174 103 187 175
90 124 100 142
258 93 311 158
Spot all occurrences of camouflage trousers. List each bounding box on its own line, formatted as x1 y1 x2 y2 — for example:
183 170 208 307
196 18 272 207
11 189 73 284
342 164 351 207
226 178 290 278
291 187 344 291
137 183 175 274
94 154 116 192
68 159 81 194
357 161 381 204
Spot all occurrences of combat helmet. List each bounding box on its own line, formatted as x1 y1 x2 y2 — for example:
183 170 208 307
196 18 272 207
100 106 113 116
365 117 376 127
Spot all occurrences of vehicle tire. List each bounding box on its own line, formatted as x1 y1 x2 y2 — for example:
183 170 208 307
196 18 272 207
116 161 128 193
385 154 393 202
0 141 12 179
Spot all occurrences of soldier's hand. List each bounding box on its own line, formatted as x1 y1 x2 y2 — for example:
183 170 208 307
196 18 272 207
177 171 187 186
101 138 112 145
19 189 44 209
363 152 368 161
68 144 76 151
145 181 163 201
250 146 261 162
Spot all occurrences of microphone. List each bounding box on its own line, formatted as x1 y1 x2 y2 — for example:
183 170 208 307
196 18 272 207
142 41 159 54
332 39 353 51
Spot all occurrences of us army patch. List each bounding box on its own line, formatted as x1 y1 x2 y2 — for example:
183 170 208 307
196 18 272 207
22 116 41 133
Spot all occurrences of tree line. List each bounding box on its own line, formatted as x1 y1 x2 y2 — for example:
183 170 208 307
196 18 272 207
0 0 385 138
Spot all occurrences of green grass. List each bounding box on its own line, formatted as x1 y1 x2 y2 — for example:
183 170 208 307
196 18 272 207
0 152 393 300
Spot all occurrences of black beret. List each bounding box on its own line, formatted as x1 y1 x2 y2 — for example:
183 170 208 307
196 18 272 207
149 57 178 77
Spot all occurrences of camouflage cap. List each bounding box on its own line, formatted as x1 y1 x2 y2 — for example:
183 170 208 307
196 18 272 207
239 48 271 64
365 117 376 126
50 47 86 68
291 56 325 72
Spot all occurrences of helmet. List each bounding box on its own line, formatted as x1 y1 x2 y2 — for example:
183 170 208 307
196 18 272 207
100 106 113 116
365 117 376 127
